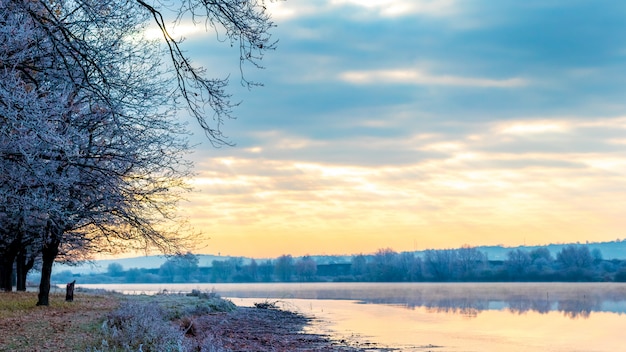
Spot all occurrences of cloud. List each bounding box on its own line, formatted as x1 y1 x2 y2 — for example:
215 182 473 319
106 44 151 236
185 110 626 257
265 2 323 20
340 68 528 88
497 121 571 135
329 0 458 18
185 131 626 256
177 1 626 256
266 0 459 20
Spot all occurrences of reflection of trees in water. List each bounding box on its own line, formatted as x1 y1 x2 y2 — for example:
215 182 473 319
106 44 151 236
217 283 626 320
353 288 618 320
424 298 487 319
506 295 552 315
505 293 602 319
558 298 601 319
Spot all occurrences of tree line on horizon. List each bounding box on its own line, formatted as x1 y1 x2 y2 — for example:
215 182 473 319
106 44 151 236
48 244 626 285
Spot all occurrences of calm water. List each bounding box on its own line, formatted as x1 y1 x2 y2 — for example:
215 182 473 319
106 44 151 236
79 282 626 351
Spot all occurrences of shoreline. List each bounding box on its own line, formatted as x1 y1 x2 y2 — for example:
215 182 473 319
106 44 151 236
1 289 388 351
188 304 386 351
123 292 389 351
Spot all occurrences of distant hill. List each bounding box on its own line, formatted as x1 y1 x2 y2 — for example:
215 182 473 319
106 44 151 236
473 240 626 261
54 254 252 274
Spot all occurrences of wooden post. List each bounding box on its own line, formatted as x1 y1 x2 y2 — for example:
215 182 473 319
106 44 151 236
65 280 76 302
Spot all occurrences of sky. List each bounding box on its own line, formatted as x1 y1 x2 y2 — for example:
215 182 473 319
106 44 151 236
171 0 626 258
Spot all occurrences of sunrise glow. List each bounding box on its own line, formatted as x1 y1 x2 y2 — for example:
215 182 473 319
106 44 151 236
176 0 626 258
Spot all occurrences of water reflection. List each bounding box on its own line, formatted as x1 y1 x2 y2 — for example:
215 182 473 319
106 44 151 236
207 282 626 320
80 282 626 320
352 283 624 319
81 282 626 352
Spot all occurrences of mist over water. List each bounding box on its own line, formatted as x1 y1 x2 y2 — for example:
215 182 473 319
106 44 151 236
81 282 626 351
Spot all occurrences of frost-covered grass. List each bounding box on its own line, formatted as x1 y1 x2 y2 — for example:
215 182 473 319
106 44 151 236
93 302 192 352
91 290 236 352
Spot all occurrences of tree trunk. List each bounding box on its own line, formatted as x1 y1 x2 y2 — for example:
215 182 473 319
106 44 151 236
65 280 76 302
0 233 24 292
0 261 9 292
0 250 17 292
16 251 35 292
37 240 60 306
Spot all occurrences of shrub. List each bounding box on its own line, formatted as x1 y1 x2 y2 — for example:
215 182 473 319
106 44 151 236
253 300 280 309
95 302 191 351
186 289 219 300
184 298 236 316
184 290 236 314
90 293 238 351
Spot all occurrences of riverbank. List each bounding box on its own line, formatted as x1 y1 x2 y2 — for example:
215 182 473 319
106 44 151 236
0 289 384 351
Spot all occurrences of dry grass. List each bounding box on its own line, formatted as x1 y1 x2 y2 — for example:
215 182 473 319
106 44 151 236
0 291 121 352
0 292 40 319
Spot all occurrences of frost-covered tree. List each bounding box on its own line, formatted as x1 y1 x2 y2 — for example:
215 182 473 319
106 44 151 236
295 256 317 281
0 0 276 304
505 249 532 278
274 255 293 281
557 245 593 270
17 0 276 145
424 249 456 281
159 252 199 282
455 245 485 279
0 0 190 304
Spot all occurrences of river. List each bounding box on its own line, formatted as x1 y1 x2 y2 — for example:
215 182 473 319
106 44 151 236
78 282 626 351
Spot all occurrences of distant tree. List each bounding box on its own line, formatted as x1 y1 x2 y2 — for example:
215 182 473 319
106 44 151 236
397 252 422 281
505 249 532 279
107 263 125 277
210 260 232 282
159 253 199 282
274 255 294 282
424 249 456 281
258 260 274 282
526 247 554 278
125 268 142 283
211 258 246 282
295 256 317 281
591 248 603 264
557 245 593 270
227 258 247 282
245 259 259 282
615 268 626 282
176 253 200 282
159 260 177 283
351 254 368 278
455 245 486 279
530 248 552 263
51 270 74 284
370 248 403 281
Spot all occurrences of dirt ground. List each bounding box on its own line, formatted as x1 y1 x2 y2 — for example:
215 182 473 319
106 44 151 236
0 292 120 352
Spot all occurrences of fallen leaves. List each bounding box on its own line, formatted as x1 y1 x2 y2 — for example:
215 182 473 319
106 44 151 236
0 292 120 352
